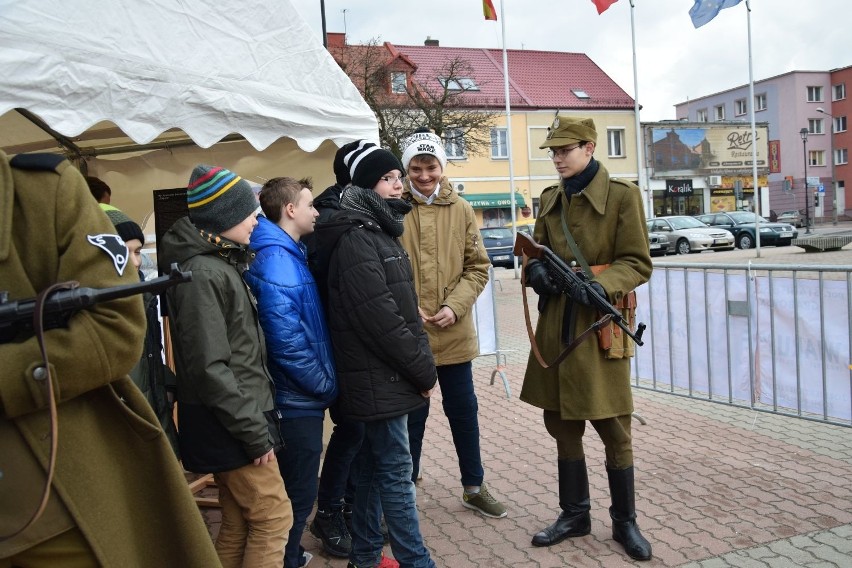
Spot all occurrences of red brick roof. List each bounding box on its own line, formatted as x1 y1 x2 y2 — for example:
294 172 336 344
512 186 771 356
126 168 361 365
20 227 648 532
392 44 634 110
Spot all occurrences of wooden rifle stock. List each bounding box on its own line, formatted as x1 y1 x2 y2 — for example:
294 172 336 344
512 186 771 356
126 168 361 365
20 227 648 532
513 232 645 346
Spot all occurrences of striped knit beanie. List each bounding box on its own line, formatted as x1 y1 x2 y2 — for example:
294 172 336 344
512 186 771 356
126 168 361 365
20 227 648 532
346 142 404 190
99 203 144 244
334 140 375 186
186 165 259 234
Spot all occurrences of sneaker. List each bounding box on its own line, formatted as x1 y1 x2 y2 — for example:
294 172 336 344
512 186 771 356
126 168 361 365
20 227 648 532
300 551 313 567
310 509 351 558
462 483 507 518
377 554 399 568
346 553 399 568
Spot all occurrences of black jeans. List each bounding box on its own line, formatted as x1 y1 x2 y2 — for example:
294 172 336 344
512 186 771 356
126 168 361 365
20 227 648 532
316 402 365 511
279 415 323 568
407 361 485 487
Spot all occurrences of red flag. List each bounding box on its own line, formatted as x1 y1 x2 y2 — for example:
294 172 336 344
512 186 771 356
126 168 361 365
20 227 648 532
592 0 619 14
483 0 497 21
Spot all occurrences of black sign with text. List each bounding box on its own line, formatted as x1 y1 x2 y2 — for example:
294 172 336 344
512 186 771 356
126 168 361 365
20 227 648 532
665 179 693 197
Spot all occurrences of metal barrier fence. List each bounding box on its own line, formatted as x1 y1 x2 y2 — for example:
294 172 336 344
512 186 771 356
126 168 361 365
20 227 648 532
631 260 852 428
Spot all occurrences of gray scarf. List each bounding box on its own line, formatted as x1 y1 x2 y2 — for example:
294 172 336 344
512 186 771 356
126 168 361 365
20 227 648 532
339 185 412 237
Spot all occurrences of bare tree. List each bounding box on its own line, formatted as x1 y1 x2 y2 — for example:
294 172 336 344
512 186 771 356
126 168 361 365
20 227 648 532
330 38 500 160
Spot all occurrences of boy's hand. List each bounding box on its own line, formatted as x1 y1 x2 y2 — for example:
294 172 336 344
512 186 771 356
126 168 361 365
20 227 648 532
421 387 435 398
253 448 276 466
425 306 457 328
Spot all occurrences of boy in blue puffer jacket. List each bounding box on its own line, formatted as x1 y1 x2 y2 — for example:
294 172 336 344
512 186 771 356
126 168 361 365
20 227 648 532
246 177 338 568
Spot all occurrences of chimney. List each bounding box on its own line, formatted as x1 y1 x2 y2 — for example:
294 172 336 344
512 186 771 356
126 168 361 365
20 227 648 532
327 32 346 48
424 36 439 47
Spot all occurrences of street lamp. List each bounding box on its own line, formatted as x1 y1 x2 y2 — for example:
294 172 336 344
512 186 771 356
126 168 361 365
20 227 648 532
816 107 837 225
800 127 812 234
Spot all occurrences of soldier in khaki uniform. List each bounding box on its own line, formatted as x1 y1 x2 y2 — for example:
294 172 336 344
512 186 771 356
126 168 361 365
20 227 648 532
0 151 220 567
522 117 653 561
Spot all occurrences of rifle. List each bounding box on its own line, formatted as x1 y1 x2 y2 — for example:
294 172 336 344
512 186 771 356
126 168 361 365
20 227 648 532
0 263 191 343
513 232 645 347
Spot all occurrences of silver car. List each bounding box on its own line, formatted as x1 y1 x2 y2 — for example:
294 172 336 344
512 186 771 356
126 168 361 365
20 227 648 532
648 231 675 256
646 216 735 255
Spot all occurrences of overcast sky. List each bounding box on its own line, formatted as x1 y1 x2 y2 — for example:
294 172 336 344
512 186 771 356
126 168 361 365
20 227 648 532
290 0 850 122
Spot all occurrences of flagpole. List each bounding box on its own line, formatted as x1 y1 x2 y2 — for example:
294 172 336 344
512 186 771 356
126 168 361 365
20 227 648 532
628 0 650 218
745 0 761 257
498 0 520 278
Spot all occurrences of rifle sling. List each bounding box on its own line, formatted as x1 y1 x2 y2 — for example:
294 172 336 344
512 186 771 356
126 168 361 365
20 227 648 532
520 254 612 369
0 281 76 542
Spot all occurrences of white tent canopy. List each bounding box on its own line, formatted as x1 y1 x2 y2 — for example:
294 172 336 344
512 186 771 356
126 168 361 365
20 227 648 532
0 0 378 154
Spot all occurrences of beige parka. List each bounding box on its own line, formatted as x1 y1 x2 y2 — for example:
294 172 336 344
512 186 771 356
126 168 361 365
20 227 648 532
401 177 490 365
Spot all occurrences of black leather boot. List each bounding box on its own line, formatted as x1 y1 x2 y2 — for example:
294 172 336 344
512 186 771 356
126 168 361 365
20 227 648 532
607 466 652 561
531 459 591 547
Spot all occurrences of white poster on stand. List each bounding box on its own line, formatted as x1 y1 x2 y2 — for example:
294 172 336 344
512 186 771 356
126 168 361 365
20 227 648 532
472 271 497 356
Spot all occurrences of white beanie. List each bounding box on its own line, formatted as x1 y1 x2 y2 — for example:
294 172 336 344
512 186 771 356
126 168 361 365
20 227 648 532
401 130 448 171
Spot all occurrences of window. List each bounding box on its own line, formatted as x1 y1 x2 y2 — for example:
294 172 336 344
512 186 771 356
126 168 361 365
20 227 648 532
735 98 747 116
834 116 847 133
444 128 466 159
696 109 708 122
714 104 725 121
754 93 767 111
808 118 824 135
836 148 848 165
490 128 508 159
607 128 625 158
571 89 590 99
808 150 825 167
807 86 823 102
439 77 479 91
390 72 407 94
833 83 846 101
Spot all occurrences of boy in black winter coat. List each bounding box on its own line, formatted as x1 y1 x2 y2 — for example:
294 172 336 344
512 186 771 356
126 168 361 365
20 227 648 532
315 143 436 568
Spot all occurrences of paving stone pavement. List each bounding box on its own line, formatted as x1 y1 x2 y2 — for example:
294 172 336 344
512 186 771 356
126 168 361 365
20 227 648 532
200 245 852 567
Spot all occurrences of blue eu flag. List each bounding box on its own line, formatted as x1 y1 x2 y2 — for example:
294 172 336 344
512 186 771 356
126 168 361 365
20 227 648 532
689 0 743 28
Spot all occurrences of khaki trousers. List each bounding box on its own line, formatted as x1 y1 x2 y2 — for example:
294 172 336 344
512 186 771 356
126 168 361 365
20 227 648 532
543 411 634 469
214 459 293 568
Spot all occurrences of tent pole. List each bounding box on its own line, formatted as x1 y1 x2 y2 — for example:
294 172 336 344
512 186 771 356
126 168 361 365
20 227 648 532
15 108 86 171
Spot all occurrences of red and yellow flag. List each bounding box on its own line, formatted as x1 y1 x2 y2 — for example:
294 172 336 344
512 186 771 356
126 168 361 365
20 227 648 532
483 0 497 21
592 0 619 14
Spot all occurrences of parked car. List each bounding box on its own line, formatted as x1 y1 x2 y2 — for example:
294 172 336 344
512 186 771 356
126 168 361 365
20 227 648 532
648 231 675 256
776 210 804 228
646 216 735 255
504 218 536 236
695 211 797 249
480 227 516 268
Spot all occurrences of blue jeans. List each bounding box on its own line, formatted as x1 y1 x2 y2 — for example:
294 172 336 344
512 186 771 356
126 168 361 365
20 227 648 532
350 415 434 568
316 402 365 511
407 361 484 487
278 416 323 568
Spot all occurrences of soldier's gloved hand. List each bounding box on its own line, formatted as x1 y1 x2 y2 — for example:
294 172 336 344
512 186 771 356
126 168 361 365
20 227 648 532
569 281 606 306
525 259 561 296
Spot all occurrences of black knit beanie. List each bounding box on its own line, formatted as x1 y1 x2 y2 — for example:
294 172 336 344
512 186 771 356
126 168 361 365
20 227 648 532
347 143 404 190
99 204 144 244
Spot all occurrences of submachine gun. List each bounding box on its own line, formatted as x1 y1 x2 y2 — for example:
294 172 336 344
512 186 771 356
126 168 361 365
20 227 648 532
513 231 645 347
0 263 191 344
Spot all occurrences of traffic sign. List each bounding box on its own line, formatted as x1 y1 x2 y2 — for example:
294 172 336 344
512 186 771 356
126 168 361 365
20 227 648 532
818 184 825 193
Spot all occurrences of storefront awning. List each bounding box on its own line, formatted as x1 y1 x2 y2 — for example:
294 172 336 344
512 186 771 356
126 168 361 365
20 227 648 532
461 192 527 209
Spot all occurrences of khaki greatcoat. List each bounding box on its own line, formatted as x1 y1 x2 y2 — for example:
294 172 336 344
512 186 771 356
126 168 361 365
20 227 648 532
520 163 652 420
0 152 220 566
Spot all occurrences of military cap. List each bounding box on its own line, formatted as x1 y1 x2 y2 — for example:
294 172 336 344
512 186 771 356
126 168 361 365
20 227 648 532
539 116 598 149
